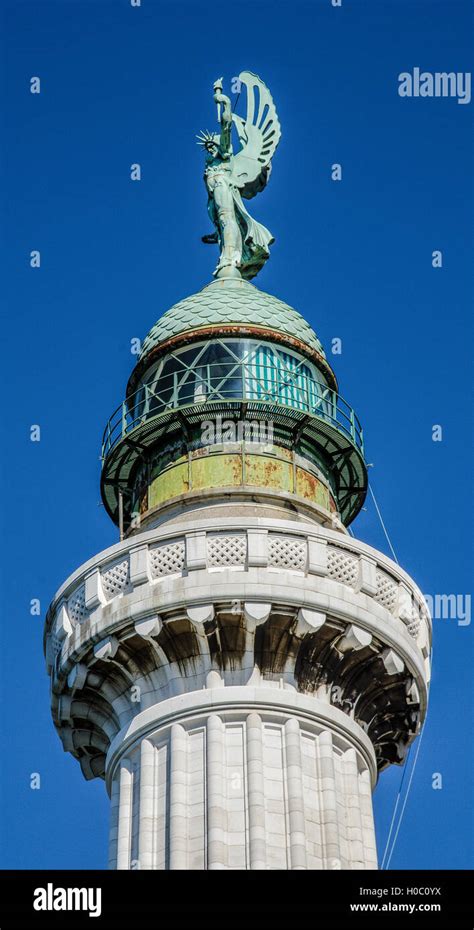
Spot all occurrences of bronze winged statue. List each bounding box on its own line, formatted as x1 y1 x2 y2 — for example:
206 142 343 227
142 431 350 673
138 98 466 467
197 71 281 280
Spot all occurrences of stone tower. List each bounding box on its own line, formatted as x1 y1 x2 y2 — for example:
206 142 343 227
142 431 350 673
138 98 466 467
44 273 431 870
44 69 430 869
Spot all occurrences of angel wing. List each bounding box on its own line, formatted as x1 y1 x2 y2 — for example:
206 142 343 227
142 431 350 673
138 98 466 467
231 71 281 200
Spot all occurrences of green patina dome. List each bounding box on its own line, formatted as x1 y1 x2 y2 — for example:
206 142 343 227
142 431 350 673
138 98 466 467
140 277 325 359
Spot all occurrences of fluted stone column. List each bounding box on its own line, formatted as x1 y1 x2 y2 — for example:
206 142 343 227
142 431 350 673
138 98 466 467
359 768 378 870
343 747 365 869
318 730 342 868
108 770 120 870
169 724 187 869
106 692 378 871
138 739 155 869
246 713 266 870
285 718 307 869
116 759 133 870
206 715 227 870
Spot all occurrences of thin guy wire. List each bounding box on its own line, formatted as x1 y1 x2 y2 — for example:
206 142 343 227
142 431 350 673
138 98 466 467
369 483 399 564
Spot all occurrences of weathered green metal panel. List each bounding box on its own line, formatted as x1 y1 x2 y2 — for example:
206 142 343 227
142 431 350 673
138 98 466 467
296 467 331 509
149 462 189 507
193 454 243 490
244 454 292 492
141 448 336 518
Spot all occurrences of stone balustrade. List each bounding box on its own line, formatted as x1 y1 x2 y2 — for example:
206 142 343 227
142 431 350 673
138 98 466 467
45 519 431 673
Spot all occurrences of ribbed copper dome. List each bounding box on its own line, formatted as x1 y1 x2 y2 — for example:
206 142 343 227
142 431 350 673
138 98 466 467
139 276 324 359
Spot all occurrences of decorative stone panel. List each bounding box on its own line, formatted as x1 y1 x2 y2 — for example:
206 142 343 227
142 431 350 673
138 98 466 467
101 557 131 601
268 534 307 571
67 584 87 624
374 569 398 613
149 540 185 579
327 546 359 587
207 533 247 568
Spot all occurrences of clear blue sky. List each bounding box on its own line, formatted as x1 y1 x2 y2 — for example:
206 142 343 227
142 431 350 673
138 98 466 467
1 0 472 870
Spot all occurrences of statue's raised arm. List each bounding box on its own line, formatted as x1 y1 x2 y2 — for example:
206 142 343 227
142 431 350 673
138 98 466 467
197 71 281 280
213 78 232 159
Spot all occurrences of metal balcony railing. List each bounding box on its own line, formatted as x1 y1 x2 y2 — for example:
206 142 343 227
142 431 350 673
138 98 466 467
101 361 364 461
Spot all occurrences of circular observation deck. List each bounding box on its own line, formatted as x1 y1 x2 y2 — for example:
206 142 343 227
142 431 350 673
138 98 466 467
101 364 366 529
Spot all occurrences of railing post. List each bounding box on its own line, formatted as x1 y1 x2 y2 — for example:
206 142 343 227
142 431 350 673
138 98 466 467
318 387 327 414
350 407 356 442
121 402 127 439
103 422 111 461
118 490 124 543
